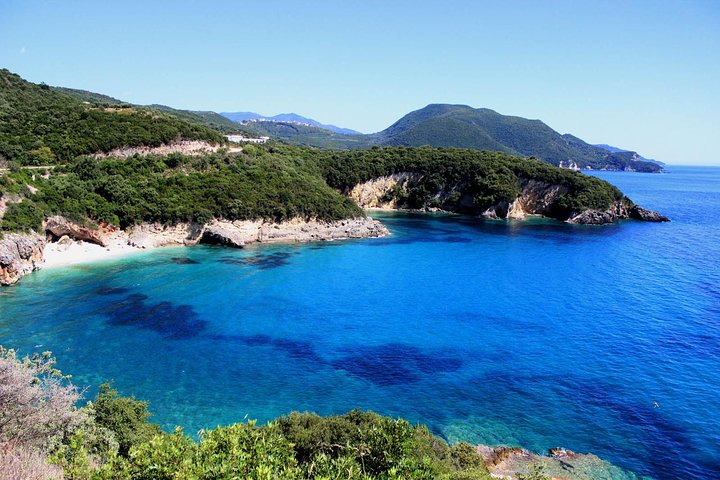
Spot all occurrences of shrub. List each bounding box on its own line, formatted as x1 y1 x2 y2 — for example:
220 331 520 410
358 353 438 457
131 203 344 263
88 383 162 457
0 347 83 451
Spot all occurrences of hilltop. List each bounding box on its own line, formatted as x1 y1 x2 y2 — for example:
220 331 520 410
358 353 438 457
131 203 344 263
0 69 224 165
221 111 361 135
4 69 662 172
1 70 668 286
238 104 662 172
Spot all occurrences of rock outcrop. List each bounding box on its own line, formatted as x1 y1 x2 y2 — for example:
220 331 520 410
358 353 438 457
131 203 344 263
476 445 642 480
2 215 388 286
567 203 670 225
347 173 423 209
201 217 388 247
349 174 669 225
92 140 225 159
127 223 204 249
628 205 670 222
0 233 45 286
44 216 108 246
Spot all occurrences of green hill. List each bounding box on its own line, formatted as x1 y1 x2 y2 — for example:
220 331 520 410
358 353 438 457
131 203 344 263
0 69 225 165
236 104 663 172
241 120 374 149
373 104 661 172
52 86 248 135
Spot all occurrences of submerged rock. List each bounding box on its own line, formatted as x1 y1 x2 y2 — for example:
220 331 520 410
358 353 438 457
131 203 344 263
0 233 45 286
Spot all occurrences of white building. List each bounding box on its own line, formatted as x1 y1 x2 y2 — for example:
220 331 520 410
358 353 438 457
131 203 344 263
225 134 270 144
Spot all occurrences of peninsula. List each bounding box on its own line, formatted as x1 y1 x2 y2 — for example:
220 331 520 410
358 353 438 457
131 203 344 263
0 69 667 286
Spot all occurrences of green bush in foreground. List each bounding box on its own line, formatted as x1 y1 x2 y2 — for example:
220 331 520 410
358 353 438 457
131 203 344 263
0 346 495 479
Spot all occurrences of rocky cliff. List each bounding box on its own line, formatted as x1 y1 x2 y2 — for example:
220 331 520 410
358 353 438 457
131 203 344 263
0 233 45 286
349 173 669 225
2 216 388 286
476 445 643 479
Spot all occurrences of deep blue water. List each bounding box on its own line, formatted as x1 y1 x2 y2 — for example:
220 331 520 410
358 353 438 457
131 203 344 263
1 166 719 479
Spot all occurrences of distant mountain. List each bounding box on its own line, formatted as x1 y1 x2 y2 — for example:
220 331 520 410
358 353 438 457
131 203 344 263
220 111 361 135
594 144 665 166
42 84 662 172
241 104 662 172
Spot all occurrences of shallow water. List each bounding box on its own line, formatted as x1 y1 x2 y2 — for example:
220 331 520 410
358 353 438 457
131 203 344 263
1 166 718 479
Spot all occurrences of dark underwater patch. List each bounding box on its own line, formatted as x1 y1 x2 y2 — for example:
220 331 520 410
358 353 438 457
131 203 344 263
332 343 463 386
308 242 344 250
208 333 324 364
171 257 200 264
103 293 206 339
94 286 130 296
219 251 296 270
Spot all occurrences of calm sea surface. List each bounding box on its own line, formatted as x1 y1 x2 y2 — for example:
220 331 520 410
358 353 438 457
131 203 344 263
1 166 718 479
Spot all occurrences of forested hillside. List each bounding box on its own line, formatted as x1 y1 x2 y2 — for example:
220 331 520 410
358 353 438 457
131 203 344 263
239 104 663 172
0 69 224 165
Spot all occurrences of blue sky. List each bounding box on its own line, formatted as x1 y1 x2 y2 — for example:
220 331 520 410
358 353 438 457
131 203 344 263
1 0 719 165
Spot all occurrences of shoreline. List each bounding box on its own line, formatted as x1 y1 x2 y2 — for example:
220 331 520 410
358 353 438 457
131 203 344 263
2 215 390 280
41 237 171 269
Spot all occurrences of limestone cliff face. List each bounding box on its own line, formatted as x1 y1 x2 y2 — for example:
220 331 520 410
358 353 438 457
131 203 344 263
347 173 423 209
0 233 45 286
45 216 110 246
202 217 388 247
1 215 388 286
348 174 669 225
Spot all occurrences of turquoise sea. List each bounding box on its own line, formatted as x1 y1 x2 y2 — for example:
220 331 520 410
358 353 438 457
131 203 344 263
1 166 718 479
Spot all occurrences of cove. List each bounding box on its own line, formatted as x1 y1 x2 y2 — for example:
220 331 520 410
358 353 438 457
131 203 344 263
1 167 719 480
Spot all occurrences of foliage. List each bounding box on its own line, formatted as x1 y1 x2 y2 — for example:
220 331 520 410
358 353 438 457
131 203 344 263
0 69 224 165
88 383 162 457
0 142 630 234
313 145 625 213
230 104 663 172
0 149 364 232
517 462 551 480
0 347 82 450
0 442 64 480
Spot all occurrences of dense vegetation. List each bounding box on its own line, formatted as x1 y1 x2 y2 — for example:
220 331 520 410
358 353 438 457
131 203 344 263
0 143 628 234
237 104 663 173
0 147 363 233
0 347 510 479
0 69 224 165
313 146 626 215
0 70 635 235
53 86 253 135
241 120 374 149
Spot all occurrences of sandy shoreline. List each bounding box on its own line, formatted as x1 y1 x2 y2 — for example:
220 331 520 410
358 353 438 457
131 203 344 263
39 216 389 270
42 238 161 269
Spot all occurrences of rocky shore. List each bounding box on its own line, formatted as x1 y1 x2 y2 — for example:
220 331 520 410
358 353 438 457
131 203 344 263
476 445 645 479
349 174 669 225
1 215 388 286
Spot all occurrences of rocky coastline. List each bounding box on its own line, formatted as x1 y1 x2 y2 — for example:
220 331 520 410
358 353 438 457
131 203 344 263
475 444 644 479
1 215 388 286
348 173 670 225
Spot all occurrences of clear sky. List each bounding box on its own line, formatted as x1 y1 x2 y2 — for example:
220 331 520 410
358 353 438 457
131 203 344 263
1 0 719 165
